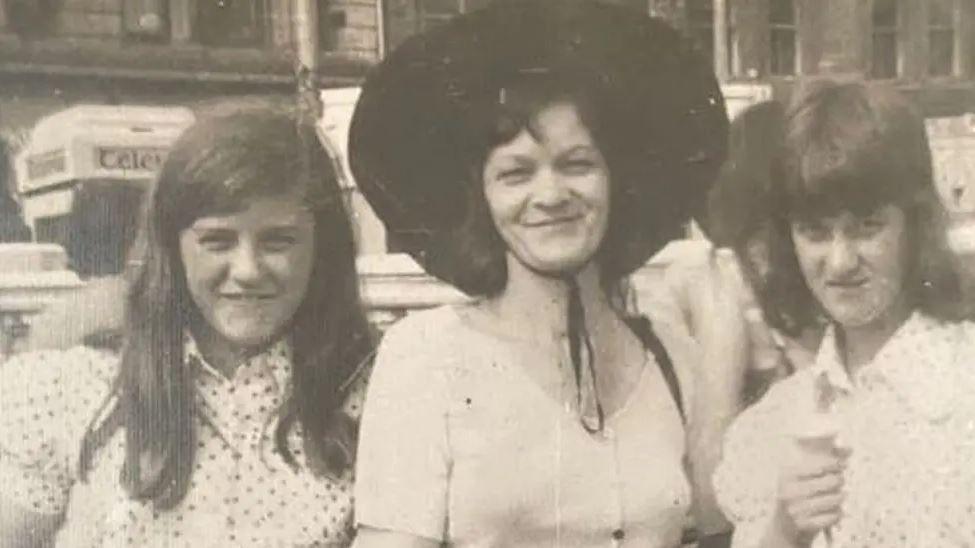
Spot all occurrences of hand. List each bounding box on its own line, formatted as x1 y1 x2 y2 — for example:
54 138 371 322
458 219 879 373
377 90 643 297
772 438 849 545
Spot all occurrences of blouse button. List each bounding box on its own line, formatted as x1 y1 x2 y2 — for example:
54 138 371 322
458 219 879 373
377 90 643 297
612 528 625 541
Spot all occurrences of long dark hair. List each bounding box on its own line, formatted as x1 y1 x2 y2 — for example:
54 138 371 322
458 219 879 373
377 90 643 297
764 79 966 334
79 108 374 509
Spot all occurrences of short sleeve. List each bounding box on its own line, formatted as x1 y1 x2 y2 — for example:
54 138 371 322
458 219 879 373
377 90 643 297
354 312 451 541
341 355 373 421
0 347 117 515
713 382 795 548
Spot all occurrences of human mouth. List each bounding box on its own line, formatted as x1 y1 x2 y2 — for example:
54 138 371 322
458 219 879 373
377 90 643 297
524 215 583 228
826 278 868 290
220 293 276 302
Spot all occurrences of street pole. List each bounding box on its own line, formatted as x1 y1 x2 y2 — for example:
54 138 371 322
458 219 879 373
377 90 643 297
294 0 323 121
713 0 730 82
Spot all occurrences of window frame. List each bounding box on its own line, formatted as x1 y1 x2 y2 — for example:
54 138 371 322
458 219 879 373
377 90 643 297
415 0 464 33
685 0 734 79
926 0 960 77
870 0 900 79
192 0 271 49
768 0 799 76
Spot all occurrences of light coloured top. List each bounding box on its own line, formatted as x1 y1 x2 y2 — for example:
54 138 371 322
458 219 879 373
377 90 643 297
355 304 698 547
0 337 366 547
714 312 975 548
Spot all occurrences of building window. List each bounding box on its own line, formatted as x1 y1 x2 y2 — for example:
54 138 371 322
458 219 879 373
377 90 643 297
195 0 267 47
414 0 491 31
928 0 957 76
871 0 898 78
768 0 797 75
685 0 733 77
416 0 463 32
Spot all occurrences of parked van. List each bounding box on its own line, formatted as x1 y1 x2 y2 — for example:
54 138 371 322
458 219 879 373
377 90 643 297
9 105 194 350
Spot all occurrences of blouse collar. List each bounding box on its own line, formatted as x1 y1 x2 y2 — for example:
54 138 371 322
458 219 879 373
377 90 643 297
185 334 292 394
812 312 963 421
185 334 294 448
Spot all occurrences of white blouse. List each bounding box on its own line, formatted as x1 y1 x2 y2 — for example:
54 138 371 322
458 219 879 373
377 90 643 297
714 312 975 548
0 338 366 547
355 304 698 547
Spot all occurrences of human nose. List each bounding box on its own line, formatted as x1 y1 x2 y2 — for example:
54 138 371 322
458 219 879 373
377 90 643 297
228 240 263 284
531 168 570 209
825 234 859 275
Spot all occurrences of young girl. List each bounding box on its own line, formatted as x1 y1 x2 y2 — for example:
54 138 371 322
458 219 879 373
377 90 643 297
0 108 373 546
714 80 975 547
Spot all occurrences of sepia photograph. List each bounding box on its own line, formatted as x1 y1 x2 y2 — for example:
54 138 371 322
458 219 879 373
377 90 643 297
1 0 974 546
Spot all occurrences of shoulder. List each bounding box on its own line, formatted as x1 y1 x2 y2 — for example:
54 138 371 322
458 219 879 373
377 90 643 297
377 304 486 366
0 347 119 514
1 346 117 416
381 305 465 343
367 306 468 402
949 318 975 352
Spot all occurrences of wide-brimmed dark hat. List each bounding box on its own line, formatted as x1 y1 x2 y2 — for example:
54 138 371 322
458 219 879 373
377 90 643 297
349 0 728 290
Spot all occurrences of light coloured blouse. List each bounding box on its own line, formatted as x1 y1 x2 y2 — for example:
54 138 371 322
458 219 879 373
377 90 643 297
355 304 699 547
714 312 975 548
0 338 366 547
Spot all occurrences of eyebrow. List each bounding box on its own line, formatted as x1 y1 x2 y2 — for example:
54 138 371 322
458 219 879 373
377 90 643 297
188 221 308 233
490 144 597 163
560 144 598 155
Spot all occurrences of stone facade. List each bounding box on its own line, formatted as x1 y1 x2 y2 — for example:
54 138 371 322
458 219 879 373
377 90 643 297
0 0 380 137
380 0 975 115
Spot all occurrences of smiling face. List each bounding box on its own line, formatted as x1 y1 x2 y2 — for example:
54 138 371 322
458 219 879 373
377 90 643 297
179 193 316 352
791 204 911 331
481 101 610 276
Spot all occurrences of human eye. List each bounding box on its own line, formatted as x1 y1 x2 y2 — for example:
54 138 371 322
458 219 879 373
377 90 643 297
561 158 597 175
260 231 300 252
792 220 830 242
855 214 887 237
196 230 236 252
494 165 533 185
558 150 600 175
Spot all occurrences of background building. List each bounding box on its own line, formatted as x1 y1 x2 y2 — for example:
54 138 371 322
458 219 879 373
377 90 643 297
381 0 975 114
0 0 380 138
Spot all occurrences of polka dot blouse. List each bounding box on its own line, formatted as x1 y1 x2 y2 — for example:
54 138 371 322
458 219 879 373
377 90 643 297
713 312 975 548
0 337 367 547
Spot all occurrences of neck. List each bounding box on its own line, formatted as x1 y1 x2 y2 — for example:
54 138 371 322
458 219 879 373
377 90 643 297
838 304 912 374
190 320 267 379
488 255 612 340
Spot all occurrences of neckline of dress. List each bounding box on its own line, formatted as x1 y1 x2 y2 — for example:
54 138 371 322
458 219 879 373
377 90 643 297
454 303 657 424
452 302 654 427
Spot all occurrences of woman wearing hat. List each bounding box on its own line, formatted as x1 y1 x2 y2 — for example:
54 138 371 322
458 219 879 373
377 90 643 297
349 2 738 546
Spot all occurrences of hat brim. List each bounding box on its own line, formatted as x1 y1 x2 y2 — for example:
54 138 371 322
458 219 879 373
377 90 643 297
349 0 728 285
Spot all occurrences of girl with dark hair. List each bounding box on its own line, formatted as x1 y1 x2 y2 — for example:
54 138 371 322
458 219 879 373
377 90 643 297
0 108 374 546
714 80 975 547
348 2 739 546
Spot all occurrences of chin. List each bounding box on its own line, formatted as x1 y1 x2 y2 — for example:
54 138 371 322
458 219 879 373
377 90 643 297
220 324 281 349
529 255 592 275
826 306 887 330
